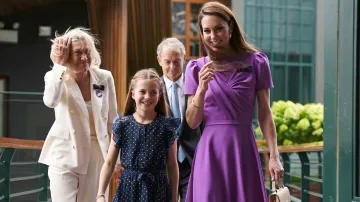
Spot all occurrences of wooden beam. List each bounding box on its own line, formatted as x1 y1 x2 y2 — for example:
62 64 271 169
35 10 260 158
0 137 43 150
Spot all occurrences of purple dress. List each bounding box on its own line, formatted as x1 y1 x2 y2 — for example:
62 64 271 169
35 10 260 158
184 52 273 202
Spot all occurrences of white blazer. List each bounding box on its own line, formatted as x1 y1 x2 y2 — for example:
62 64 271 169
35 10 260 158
38 64 119 174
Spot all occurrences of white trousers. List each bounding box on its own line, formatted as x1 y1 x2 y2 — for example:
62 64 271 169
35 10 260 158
48 138 108 202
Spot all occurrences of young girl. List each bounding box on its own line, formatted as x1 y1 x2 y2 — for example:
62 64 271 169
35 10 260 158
96 69 180 202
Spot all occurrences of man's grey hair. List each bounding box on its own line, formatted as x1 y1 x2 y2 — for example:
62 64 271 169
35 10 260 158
53 27 101 68
157 37 186 58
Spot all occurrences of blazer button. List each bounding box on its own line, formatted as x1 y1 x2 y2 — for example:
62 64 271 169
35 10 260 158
103 117 107 120
71 129 75 134
73 146 75 149
70 110 75 114
104 135 108 139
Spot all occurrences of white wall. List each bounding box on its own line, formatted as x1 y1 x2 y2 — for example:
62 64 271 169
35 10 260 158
315 0 324 103
232 0 245 29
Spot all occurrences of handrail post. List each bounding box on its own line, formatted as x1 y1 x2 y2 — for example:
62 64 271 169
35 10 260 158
38 164 49 202
280 153 290 185
299 152 310 202
0 148 15 202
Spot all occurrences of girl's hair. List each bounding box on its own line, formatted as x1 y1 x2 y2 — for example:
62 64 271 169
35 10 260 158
197 2 259 61
123 68 168 116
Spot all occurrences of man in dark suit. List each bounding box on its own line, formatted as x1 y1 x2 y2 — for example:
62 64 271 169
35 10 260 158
157 38 201 202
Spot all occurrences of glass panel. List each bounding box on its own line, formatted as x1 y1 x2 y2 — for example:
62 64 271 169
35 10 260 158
301 11 314 24
0 78 5 137
172 2 185 35
273 8 286 23
301 25 314 41
287 42 300 56
288 0 301 6
272 65 286 101
261 7 271 23
273 52 286 62
301 42 313 54
302 0 316 8
261 39 271 51
272 40 285 54
302 54 312 63
288 10 300 24
262 23 271 39
288 66 300 102
190 40 200 57
288 52 300 62
244 0 316 104
273 0 287 6
272 24 285 41
302 66 312 103
288 24 300 41
178 38 186 47
191 4 203 36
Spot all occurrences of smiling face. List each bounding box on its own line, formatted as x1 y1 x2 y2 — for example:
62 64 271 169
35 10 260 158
157 47 185 82
201 15 233 53
131 79 161 113
67 39 91 73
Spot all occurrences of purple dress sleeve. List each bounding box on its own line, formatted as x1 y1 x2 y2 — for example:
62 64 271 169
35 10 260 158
254 52 274 91
184 59 203 95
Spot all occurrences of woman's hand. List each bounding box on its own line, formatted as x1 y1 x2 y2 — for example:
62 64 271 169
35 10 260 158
197 61 214 93
114 164 124 185
96 196 106 202
268 157 284 182
50 37 71 66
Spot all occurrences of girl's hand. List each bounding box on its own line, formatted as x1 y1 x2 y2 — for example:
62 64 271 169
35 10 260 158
197 61 214 94
50 37 71 66
268 157 284 182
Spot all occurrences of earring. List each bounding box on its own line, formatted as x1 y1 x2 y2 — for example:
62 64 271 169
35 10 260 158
230 33 232 38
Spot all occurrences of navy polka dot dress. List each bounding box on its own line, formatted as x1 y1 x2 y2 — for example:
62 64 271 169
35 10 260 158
112 114 181 202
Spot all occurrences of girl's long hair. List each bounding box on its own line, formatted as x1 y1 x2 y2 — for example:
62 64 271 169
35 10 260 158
122 68 168 116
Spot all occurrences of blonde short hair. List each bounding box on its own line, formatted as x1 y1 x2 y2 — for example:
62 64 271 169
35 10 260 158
53 27 101 68
156 37 186 59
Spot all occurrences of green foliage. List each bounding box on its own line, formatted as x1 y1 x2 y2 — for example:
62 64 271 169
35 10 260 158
255 101 324 146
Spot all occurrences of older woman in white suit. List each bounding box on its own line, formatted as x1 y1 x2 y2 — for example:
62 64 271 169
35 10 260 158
38 27 121 202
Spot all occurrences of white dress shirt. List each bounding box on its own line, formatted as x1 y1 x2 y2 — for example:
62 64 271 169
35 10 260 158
163 74 185 122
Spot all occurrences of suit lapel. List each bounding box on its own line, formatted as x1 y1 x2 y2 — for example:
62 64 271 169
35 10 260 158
66 77 89 121
162 77 173 116
90 69 105 123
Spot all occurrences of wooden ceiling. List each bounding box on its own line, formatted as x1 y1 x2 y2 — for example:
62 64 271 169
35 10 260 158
0 0 83 17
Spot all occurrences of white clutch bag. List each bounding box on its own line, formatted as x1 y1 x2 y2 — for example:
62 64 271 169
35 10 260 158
268 179 291 202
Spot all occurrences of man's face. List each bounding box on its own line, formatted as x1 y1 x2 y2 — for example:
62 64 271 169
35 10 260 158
157 48 185 82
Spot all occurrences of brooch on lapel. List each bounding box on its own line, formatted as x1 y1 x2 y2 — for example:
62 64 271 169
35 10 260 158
236 66 253 73
93 84 105 98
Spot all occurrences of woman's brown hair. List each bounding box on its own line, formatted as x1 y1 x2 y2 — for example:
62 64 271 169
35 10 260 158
198 1 259 61
122 68 168 116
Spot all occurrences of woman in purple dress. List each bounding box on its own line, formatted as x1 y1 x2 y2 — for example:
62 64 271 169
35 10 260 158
184 2 284 202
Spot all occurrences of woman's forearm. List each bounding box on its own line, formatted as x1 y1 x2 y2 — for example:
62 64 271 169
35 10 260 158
258 108 279 159
43 65 67 108
186 90 206 129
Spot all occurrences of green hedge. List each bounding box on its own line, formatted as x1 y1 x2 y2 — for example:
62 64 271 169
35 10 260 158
255 101 324 146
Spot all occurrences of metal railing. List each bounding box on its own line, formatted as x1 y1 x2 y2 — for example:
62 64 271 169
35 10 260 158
0 137 119 202
0 137 49 202
258 143 323 202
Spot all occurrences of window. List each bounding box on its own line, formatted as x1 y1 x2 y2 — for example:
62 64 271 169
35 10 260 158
172 0 208 60
244 0 316 103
